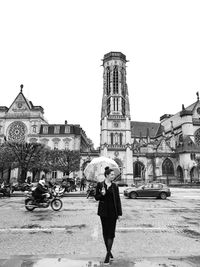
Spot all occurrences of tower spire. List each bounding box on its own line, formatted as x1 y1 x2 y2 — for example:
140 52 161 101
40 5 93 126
196 91 199 101
100 52 133 182
101 52 130 119
20 84 24 93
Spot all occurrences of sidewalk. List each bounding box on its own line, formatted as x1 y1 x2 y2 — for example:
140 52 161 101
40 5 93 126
0 255 200 267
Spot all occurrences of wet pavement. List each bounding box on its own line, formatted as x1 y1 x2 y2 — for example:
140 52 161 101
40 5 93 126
1 255 200 267
1 189 200 266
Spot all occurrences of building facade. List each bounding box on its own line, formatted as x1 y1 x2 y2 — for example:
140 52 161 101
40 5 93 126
100 52 200 185
1 53 200 185
0 85 94 181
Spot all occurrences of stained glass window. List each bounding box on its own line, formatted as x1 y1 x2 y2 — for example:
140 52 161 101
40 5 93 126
195 129 200 145
162 158 174 176
8 121 26 142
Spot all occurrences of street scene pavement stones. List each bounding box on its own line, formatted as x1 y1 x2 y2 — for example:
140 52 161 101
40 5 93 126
0 188 200 266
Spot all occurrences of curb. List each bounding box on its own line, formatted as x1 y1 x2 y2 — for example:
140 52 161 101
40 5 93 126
10 192 87 197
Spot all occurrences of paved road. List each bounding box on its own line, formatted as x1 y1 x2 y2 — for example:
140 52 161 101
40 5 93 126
0 188 200 266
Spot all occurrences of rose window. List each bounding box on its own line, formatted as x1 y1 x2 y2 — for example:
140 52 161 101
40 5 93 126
195 129 200 146
8 121 26 142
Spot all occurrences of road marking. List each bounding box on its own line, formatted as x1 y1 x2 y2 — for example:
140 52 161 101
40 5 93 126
183 196 200 198
0 226 168 233
0 228 65 233
117 227 168 232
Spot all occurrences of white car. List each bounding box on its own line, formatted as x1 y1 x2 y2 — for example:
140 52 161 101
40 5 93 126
115 182 136 194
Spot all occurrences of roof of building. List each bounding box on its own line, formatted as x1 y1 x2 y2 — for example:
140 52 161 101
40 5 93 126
131 121 161 138
103 51 127 63
0 86 44 114
39 124 81 135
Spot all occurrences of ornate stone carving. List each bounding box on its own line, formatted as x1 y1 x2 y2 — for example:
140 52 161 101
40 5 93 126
8 121 26 142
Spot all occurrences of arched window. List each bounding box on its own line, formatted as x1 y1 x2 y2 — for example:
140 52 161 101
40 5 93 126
194 128 200 146
122 99 125 116
113 66 118 94
113 98 119 111
107 98 111 115
121 69 125 97
190 166 199 182
133 161 145 178
110 133 114 145
106 67 111 95
177 166 184 182
54 142 59 150
119 133 123 145
162 158 174 176
116 98 119 111
114 132 119 144
52 171 57 179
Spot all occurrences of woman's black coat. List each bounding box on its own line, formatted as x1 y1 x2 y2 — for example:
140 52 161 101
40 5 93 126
94 181 122 218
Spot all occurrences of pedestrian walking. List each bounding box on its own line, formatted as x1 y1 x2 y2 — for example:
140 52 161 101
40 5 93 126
80 177 86 191
94 166 122 265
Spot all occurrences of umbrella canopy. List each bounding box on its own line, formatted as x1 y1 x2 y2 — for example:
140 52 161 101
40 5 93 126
83 156 120 182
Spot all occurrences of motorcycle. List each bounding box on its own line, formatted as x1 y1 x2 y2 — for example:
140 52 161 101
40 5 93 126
61 179 77 192
24 187 63 211
86 183 96 199
11 182 33 193
50 185 65 197
0 182 11 197
48 182 65 197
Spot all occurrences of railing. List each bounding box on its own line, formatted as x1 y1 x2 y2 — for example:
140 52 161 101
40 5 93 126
108 115 125 120
108 144 126 150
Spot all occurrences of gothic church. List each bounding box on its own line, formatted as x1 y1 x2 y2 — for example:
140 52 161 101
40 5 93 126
100 52 200 185
1 52 200 185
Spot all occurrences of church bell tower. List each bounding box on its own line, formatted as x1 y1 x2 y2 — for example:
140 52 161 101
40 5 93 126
100 52 133 182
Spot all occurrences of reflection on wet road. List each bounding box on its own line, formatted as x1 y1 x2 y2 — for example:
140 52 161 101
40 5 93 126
1 190 200 266
0 256 199 267
1 258 104 267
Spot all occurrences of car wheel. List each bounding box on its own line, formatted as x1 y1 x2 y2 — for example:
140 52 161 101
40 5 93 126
160 192 167 200
130 192 137 199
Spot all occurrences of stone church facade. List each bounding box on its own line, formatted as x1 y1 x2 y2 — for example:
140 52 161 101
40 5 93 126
100 52 200 185
0 85 94 181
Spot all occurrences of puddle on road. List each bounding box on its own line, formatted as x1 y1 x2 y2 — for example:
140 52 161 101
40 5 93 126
182 228 200 238
0 258 102 267
170 208 191 213
0 257 197 267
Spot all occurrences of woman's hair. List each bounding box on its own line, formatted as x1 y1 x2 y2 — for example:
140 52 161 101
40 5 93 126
104 166 113 177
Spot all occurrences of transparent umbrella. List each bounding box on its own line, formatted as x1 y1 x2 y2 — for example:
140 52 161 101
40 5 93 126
83 156 120 182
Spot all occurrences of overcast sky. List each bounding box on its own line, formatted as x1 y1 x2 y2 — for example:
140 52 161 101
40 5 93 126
0 0 200 148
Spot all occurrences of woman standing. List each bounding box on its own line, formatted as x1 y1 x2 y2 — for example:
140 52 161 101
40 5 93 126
95 166 122 265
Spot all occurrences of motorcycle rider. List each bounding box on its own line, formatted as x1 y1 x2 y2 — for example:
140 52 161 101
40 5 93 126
33 179 48 203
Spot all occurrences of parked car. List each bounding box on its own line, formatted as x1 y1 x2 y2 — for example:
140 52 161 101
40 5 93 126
124 183 171 200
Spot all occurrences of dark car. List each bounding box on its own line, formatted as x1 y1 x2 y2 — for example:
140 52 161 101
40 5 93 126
124 183 171 200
